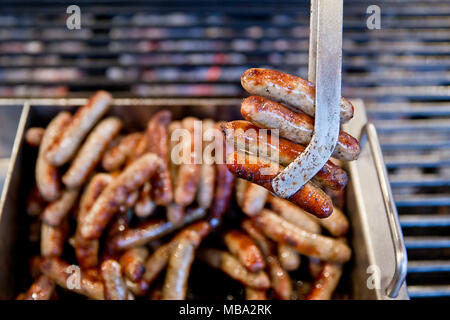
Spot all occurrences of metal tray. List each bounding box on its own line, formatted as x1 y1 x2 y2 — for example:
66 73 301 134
0 98 408 299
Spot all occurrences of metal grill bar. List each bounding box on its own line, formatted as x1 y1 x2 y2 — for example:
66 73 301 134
400 215 450 228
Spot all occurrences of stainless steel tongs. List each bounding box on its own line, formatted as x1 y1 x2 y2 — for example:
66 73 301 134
272 0 343 198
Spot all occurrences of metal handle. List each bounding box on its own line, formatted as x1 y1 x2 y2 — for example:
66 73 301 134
272 0 343 198
361 123 408 298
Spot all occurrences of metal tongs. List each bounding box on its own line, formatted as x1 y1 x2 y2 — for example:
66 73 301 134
272 0 343 198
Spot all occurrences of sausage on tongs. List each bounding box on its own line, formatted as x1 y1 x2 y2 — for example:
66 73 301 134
241 68 354 123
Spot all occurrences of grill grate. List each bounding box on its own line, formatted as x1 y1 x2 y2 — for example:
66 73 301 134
0 0 449 299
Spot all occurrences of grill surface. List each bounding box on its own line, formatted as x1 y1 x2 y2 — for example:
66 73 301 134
0 0 449 299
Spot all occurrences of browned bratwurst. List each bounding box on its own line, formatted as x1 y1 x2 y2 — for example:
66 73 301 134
162 221 211 300
40 257 105 300
252 209 351 263
25 127 45 147
224 230 266 272
79 153 165 240
23 275 55 300
46 91 112 166
222 120 348 190
241 68 354 123
241 96 360 161
62 117 122 188
36 112 71 201
146 110 173 206
226 150 333 218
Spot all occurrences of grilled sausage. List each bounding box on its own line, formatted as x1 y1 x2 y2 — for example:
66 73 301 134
26 185 47 217
119 247 148 282
174 117 201 207
162 222 210 300
241 96 360 161
141 242 174 288
241 219 273 258
240 220 292 299
75 173 112 269
25 127 45 147
222 120 348 190
111 207 206 249
266 255 292 300
41 188 79 226
278 243 301 272
308 257 323 279
224 230 265 272
134 183 156 218
252 209 351 263
166 203 185 224
79 153 164 239
196 119 216 209
40 221 68 257
245 288 267 300
226 150 333 219
241 68 354 123
318 206 349 237
46 91 112 166
197 248 270 290
40 257 104 300
102 133 142 171
23 275 55 300
168 121 182 183
242 183 268 217
235 178 248 207
306 262 343 300
36 112 71 201
146 110 173 206
267 195 321 233
62 117 122 188
210 124 235 224
100 260 129 300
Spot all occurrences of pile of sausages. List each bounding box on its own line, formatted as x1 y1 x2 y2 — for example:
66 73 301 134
18 67 360 300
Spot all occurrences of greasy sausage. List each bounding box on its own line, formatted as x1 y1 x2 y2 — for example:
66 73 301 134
252 209 351 263
23 275 55 300
40 221 68 257
75 173 112 269
40 257 104 300
174 117 201 207
102 133 142 171
36 112 71 201
266 255 292 300
62 117 122 188
267 195 321 233
100 260 129 300
162 222 210 300
278 243 301 272
226 150 333 219
41 188 79 226
119 247 148 282
111 207 206 249
46 91 112 166
241 96 360 161
79 153 164 239
197 248 270 290
196 119 216 209
134 183 156 218
26 185 47 217
25 127 45 147
242 182 268 217
146 110 173 206
222 120 348 190
224 230 265 272
306 262 343 300
241 68 354 123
